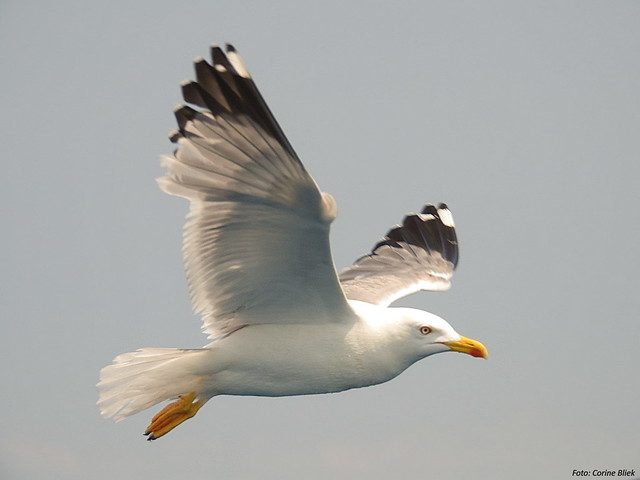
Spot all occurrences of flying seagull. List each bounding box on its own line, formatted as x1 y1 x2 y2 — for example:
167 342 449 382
97 44 488 440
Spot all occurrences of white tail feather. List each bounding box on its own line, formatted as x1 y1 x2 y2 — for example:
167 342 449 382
97 348 209 422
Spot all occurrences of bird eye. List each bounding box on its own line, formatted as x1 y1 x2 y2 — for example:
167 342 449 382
419 326 432 335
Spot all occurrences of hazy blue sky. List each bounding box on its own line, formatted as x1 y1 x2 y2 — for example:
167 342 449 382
1 1 639 479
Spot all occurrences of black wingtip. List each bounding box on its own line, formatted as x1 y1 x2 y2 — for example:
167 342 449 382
171 43 298 159
168 129 181 143
181 80 207 109
379 203 459 268
421 204 437 215
210 44 232 70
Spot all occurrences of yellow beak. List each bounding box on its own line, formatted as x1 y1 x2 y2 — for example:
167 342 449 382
444 335 488 359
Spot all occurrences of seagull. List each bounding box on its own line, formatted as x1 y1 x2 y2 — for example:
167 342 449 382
97 44 488 441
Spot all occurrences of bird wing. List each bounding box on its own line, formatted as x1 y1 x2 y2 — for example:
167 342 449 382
158 44 354 339
339 204 458 307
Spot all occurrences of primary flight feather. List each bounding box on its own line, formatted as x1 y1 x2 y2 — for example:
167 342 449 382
97 44 487 440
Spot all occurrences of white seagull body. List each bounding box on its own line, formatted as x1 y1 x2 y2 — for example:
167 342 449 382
97 44 487 440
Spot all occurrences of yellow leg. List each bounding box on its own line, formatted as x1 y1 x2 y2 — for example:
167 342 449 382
144 392 203 441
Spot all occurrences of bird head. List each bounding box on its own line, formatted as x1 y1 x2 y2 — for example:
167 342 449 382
396 308 488 360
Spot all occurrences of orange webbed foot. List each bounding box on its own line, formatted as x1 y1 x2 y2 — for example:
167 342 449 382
144 392 203 441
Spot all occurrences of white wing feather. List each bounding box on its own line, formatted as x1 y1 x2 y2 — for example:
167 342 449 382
339 204 459 307
159 45 353 338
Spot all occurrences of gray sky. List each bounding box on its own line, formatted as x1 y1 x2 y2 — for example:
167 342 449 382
1 1 639 479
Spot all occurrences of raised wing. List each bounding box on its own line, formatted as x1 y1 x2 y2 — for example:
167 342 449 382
339 204 458 307
158 44 353 339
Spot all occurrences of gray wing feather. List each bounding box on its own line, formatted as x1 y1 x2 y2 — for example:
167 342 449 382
339 204 458 307
159 45 352 338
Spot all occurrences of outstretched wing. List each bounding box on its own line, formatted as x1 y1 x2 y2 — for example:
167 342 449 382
339 204 458 307
158 44 353 339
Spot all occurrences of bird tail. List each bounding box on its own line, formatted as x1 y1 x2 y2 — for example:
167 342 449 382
97 347 210 422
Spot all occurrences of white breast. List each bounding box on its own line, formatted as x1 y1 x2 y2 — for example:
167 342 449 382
202 315 413 397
